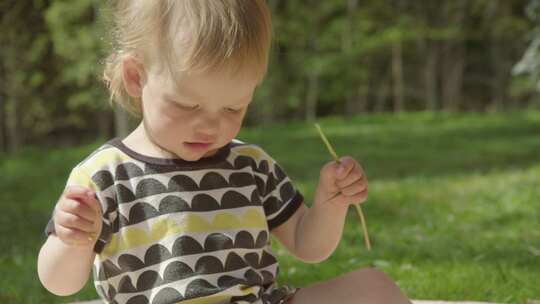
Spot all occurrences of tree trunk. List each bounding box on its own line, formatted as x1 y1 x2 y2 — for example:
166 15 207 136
375 68 391 112
346 82 369 115
357 84 369 113
304 26 319 122
392 41 405 112
305 71 319 122
4 49 22 153
490 40 506 111
488 1 511 111
441 0 467 112
0 60 5 153
424 41 439 111
441 42 465 112
343 0 364 116
5 96 21 154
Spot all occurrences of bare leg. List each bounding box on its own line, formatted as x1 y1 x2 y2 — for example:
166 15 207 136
286 267 411 304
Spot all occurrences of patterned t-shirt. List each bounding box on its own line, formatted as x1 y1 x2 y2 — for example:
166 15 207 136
45 138 303 304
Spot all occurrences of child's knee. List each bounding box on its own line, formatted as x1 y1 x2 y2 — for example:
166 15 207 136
352 267 392 283
349 268 411 303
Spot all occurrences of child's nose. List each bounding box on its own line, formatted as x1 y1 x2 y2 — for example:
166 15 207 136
194 114 220 138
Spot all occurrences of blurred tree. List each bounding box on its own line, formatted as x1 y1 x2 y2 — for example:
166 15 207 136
0 0 54 153
45 0 116 139
0 0 536 147
469 0 532 111
514 0 540 93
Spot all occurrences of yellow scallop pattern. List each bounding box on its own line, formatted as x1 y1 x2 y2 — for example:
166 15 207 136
100 208 267 258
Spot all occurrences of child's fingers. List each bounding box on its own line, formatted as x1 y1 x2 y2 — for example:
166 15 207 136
55 208 96 233
63 187 102 215
83 191 102 215
351 188 368 204
58 198 99 223
329 188 368 206
319 162 341 193
339 178 368 196
319 158 365 201
336 157 356 179
336 168 364 189
63 186 92 199
55 226 95 247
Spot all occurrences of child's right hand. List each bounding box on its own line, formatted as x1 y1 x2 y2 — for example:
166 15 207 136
53 186 102 248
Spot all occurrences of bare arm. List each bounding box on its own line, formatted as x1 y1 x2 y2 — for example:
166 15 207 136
37 186 102 296
272 157 368 263
272 202 348 263
37 235 96 296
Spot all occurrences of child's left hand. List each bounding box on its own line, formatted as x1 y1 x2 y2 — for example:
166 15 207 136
314 156 368 208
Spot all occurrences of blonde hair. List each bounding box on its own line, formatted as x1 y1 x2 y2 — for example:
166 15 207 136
102 0 273 115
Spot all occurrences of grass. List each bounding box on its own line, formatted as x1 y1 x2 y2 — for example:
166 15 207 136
1 111 539 303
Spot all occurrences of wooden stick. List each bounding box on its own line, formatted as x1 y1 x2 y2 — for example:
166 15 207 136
314 123 372 251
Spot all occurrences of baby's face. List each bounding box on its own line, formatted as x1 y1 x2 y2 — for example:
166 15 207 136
140 65 259 161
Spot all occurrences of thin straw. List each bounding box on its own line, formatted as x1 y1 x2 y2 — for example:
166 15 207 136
314 123 372 251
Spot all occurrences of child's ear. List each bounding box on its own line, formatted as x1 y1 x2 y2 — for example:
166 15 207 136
122 56 146 98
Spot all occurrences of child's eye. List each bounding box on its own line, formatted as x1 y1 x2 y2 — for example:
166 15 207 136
224 107 242 113
179 104 200 111
169 100 199 111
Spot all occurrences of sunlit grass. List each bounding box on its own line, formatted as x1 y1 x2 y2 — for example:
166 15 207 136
1 111 539 303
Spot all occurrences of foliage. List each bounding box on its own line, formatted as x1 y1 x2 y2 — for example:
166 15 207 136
514 0 540 91
0 0 537 146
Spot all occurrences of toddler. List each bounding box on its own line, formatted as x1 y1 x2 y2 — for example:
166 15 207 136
38 1 411 303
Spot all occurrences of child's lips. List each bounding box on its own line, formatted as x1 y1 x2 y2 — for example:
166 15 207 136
183 142 213 151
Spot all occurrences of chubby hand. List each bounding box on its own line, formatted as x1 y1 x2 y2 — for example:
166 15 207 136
315 156 368 207
53 186 102 247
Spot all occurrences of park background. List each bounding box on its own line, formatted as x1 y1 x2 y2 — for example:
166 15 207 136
1 0 539 303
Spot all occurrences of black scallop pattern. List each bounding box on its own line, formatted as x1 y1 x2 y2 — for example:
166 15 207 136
117 189 261 227
93 170 114 190
262 196 282 217
136 178 167 199
144 244 171 265
113 173 257 206
279 182 296 204
204 233 234 251
199 172 229 190
168 175 199 192
115 163 145 180
158 195 190 214
152 287 183 304
116 268 275 304
183 279 218 299
116 184 136 203
112 257 275 295
163 261 193 282
85 144 301 304
126 295 148 304
98 231 270 280
171 236 205 257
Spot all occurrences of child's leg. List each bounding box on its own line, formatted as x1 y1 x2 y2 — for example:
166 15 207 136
285 267 411 304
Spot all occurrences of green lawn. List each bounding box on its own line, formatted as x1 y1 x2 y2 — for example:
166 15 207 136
1 112 539 303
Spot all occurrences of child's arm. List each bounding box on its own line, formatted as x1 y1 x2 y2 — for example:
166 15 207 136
272 157 367 263
272 201 348 263
37 186 102 296
38 234 97 295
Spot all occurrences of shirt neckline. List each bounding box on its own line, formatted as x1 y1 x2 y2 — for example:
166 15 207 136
107 138 232 167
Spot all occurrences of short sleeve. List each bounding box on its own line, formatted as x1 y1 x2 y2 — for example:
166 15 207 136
44 165 114 254
258 154 304 231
